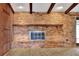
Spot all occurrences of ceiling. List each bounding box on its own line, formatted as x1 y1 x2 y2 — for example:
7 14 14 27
10 3 79 13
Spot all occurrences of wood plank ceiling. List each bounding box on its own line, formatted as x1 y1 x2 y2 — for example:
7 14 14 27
10 3 79 14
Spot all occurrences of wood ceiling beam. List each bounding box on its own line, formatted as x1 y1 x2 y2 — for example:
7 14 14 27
29 3 32 14
7 3 15 14
47 3 55 14
65 3 78 14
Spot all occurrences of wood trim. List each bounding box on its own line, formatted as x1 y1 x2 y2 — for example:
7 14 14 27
29 3 32 14
65 3 78 14
7 3 14 14
47 3 55 14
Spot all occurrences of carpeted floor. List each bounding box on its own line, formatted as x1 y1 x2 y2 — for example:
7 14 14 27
4 48 79 56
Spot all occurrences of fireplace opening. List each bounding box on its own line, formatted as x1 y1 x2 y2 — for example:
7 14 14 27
29 31 45 40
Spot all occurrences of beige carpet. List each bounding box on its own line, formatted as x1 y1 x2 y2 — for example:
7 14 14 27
4 48 79 56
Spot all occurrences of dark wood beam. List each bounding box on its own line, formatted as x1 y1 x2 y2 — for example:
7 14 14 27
7 3 14 14
29 3 32 14
65 3 78 14
47 3 55 14
13 24 63 27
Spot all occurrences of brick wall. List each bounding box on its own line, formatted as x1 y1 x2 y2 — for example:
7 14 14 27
0 4 13 55
12 12 76 48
